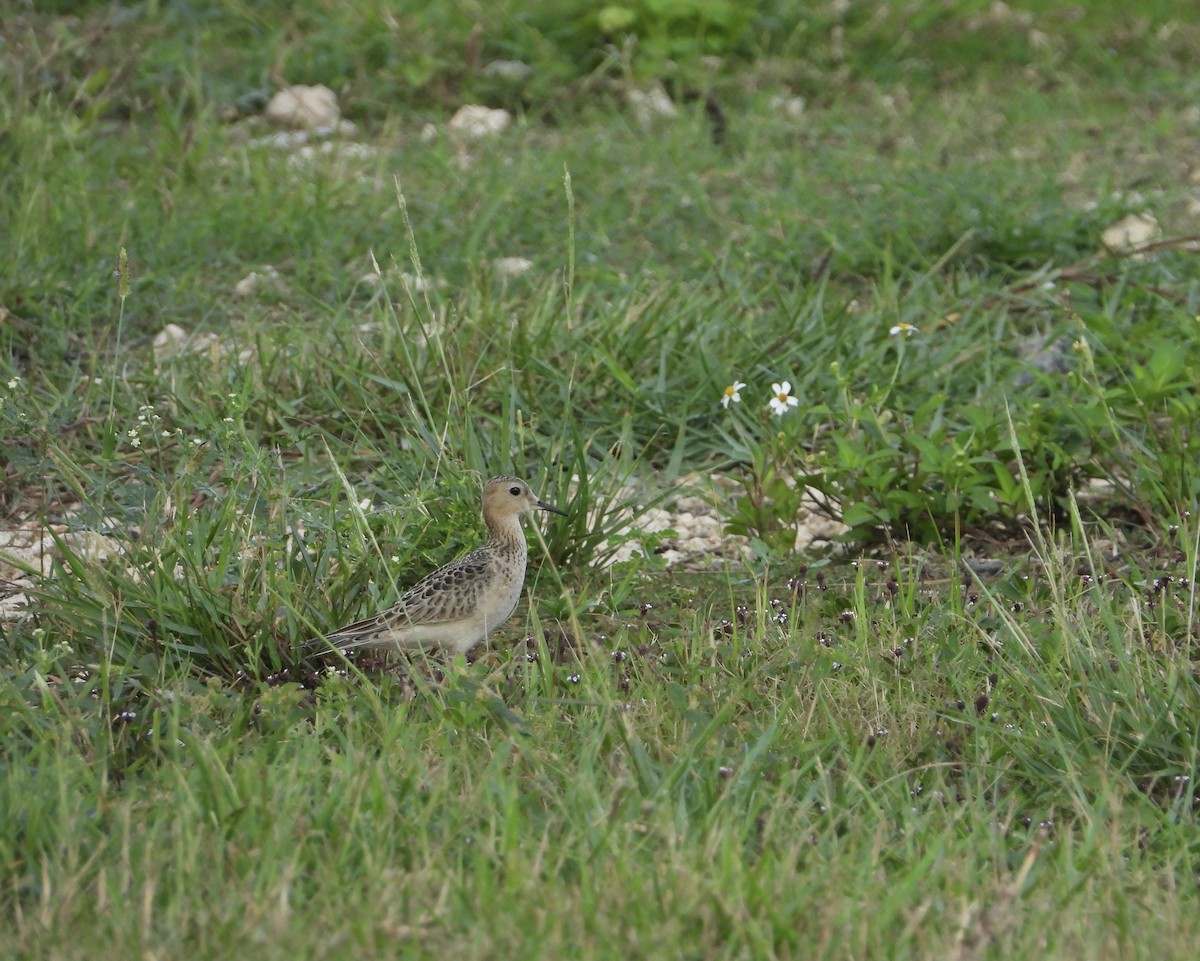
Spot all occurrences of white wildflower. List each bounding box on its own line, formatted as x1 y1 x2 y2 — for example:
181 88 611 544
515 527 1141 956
768 381 799 416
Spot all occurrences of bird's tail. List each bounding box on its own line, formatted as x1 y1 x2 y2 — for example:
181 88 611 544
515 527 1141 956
304 609 396 653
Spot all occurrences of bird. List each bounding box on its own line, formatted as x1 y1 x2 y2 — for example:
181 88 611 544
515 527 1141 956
309 475 566 655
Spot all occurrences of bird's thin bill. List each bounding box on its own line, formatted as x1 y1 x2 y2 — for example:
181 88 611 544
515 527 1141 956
537 499 568 516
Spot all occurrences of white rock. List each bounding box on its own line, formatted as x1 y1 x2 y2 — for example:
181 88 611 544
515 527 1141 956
659 549 687 568
250 119 357 152
265 84 341 131
252 130 312 150
233 266 282 298
482 60 533 82
399 271 442 293
152 323 253 366
0 526 120 577
492 256 533 277
627 85 678 127
153 323 212 361
0 588 30 622
285 140 376 169
448 105 511 140
1101 213 1160 254
358 267 443 294
53 530 120 564
768 94 807 118
152 322 188 354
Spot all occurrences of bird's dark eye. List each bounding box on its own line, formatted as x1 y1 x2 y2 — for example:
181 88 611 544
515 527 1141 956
509 486 521 496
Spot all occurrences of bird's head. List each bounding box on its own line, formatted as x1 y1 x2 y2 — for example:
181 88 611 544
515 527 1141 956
483 476 567 519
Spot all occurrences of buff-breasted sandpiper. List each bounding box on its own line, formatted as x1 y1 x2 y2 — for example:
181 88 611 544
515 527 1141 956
310 476 566 655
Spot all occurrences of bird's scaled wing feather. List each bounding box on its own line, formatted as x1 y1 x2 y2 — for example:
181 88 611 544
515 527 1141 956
394 549 494 623
311 550 495 648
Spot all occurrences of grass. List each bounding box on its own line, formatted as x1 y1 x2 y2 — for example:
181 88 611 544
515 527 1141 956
3 1 1200 958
